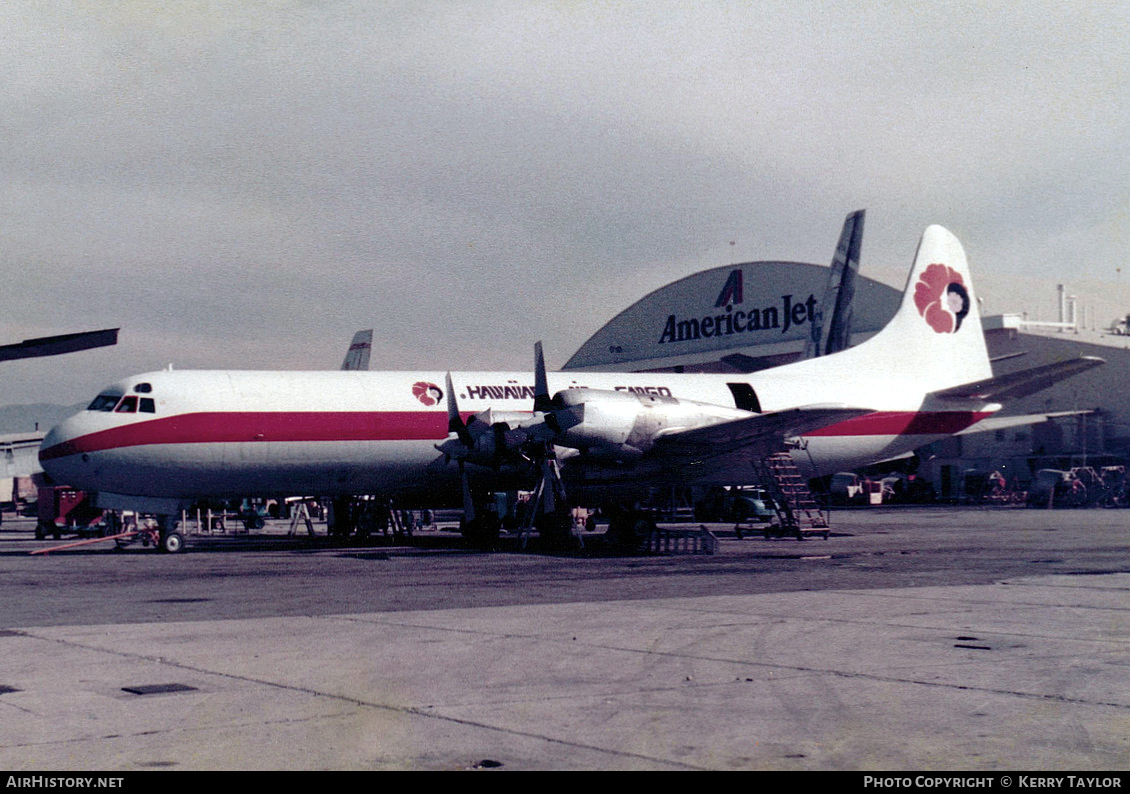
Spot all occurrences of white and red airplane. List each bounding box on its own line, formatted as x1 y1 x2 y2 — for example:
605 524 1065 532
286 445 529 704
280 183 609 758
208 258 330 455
39 225 1100 551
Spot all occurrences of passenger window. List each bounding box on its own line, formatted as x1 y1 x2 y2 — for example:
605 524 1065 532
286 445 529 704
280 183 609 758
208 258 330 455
139 398 156 413
115 396 138 413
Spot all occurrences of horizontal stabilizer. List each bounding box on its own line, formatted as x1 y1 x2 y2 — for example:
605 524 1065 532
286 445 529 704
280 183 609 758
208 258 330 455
989 351 1029 364
956 410 1093 436
930 356 1104 402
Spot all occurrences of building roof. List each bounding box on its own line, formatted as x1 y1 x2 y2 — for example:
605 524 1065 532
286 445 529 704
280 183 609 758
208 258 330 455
565 261 901 372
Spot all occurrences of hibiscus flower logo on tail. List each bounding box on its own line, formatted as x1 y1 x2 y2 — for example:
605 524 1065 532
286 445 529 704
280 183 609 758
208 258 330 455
914 263 971 334
412 381 444 406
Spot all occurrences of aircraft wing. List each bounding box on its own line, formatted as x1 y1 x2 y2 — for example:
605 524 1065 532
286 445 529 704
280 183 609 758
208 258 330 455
0 328 119 363
929 356 1104 402
0 431 46 477
651 405 873 466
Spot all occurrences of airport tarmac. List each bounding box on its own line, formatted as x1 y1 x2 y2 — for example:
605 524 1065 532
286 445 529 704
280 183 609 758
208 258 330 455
0 507 1128 771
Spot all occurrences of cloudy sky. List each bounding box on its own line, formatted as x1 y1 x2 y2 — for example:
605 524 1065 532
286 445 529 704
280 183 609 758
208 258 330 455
3 1 1129 407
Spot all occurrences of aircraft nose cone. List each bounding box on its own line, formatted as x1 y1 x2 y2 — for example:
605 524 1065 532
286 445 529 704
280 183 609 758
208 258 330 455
39 423 65 464
39 416 85 483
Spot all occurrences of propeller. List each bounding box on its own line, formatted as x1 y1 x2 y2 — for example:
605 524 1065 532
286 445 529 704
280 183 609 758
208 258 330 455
439 388 524 467
533 341 552 413
444 372 473 448
439 372 477 523
434 344 588 544
522 342 570 535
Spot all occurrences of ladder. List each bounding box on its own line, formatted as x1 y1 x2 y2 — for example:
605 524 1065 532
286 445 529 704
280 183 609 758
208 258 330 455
752 451 830 540
287 500 317 537
386 501 412 540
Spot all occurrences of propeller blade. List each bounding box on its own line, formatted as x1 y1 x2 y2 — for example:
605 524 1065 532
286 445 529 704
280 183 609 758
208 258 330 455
445 372 473 447
533 341 553 413
459 461 476 523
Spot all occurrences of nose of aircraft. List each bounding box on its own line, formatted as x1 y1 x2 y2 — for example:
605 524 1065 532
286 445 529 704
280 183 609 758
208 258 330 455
38 414 87 485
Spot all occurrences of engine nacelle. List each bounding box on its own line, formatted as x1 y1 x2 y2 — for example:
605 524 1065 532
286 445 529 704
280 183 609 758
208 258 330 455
549 388 750 462
438 408 543 468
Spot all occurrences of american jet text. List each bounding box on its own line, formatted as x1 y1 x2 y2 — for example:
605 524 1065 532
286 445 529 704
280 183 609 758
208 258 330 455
658 293 819 344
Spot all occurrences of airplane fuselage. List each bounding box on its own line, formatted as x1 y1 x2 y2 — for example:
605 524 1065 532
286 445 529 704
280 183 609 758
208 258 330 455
39 367 992 507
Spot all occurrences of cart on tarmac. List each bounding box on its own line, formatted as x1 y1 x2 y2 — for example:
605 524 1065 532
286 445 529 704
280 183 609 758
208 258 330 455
35 486 106 540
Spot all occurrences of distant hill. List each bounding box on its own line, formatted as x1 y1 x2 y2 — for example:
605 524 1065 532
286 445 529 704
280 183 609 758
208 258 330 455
0 403 85 435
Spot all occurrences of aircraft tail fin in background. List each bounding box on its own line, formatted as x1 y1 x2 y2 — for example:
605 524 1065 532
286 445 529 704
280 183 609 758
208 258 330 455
341 330 373 371
805 209 864 359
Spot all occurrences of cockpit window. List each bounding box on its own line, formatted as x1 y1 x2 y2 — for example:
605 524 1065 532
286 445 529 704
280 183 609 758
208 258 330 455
133 383 152 393
115 396 139 413
88 393 122 412
139 398 156 413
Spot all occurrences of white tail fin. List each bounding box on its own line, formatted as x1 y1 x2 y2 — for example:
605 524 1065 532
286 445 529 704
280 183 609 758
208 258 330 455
785 225 993 399
853 225 992 392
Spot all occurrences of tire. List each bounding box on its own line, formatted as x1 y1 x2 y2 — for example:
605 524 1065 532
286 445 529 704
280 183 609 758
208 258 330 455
160 531 185 554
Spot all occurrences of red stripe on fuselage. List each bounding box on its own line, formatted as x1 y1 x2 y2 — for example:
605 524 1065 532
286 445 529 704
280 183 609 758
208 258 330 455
41 408 994 463
804 410 991 437
39 411 451 461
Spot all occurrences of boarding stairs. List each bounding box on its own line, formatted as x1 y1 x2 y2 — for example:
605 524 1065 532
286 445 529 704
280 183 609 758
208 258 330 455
751 451 830 540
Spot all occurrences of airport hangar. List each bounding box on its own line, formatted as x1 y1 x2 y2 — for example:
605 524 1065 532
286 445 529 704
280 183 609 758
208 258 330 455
562 261 1127 500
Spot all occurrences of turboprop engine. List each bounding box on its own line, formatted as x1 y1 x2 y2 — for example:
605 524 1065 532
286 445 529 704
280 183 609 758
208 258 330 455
543 387 751 464
435 406 544 469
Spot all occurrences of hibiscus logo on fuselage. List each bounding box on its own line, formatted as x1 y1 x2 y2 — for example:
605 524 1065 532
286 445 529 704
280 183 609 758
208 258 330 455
412 381 443 406
914 263 970 334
